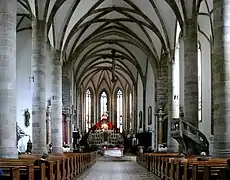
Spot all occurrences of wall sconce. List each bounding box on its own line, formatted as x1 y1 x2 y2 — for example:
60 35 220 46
29 76 34 82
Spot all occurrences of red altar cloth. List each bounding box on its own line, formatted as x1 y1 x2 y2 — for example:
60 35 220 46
90 118 119 132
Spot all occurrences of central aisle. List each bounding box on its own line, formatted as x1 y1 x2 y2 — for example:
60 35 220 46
77 157 159 180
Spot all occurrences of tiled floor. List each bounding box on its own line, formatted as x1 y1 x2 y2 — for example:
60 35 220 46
77 157 159 180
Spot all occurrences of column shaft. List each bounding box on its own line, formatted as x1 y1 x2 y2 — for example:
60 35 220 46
127 93 130 133
156 65 168 108
31 19 47 154
133 86 138 133
46 106 51 145
51 50 63 154
212 0 230 157
183 19 198 127
0 0 18 158
167 61 178 152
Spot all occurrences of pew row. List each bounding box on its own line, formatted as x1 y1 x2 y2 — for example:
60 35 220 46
0 151 97 180
137 153 229 180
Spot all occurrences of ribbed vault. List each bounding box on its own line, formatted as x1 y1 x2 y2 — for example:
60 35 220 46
17 0 213 90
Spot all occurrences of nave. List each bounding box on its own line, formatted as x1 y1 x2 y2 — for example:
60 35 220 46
77 157 158 180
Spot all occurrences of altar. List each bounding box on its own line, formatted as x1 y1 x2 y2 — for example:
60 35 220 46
87 116 124 157
103 148 124 157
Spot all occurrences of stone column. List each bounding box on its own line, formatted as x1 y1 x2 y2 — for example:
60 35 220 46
0 0 18 158
79 90 83 131
167 61 178 152
65 116 70 144
212 0 230 157
156 65 168 109
51 50 63 154
142 86 146 132
126 92 130 133
133 86 138 133
31 19 47 154
183 19 198 127
122 92 126 132
179 38 184 108
46 106 51 145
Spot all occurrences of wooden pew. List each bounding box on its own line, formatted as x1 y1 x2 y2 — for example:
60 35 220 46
171 158 228 180
0 151 97 180
0 167 20 180
0 163 46 180
0 158 52 180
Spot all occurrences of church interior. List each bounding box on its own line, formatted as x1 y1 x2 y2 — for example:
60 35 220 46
0 0 230 179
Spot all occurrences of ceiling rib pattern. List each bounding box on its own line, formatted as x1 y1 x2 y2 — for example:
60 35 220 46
17 0 212 92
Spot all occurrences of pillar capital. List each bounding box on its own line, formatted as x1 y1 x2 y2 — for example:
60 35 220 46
32 19 47 35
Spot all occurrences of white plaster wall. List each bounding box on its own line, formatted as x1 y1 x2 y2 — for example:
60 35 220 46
198 35 212 153
16 30 32 152
137 74 143 132
16 30 52 151
145 61 155 130
145 61 156 150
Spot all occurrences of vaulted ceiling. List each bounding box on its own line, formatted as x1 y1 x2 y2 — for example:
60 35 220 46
17 0 213 92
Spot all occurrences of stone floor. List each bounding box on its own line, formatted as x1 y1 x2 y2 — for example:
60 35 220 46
77 157 159 180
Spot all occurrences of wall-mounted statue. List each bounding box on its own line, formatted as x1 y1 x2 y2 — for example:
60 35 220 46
24 109 30 127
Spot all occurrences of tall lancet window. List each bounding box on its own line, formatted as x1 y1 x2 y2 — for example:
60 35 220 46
129 92 132 130
100 91 108 117
117 89 123 132
85 89 91 131
198 43 202 122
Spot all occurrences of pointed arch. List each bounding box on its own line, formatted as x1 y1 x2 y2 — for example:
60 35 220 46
114 87 123 132
99 88 110 119
85 88 93 132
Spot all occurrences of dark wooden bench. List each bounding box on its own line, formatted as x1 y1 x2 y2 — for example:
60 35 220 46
0 151 97 180
0 167 20 180
0 163 46 180
171 158 227 180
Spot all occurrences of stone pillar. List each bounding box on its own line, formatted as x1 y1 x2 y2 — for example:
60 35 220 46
142 87 146 132
183 19 198 127
79 89 83 131
46 106 51 145
156 65 168 109
122 92 126 132
51 50 63 154
212 0 230 157
65 116 70 144
179 38 184 108
133 86 138 133
126 92 130 133
31 19 47 154
0 0 18 158
167 61 178 152
77 93 81 129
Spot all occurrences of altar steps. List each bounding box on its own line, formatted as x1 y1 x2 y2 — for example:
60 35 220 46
98 155 136 162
